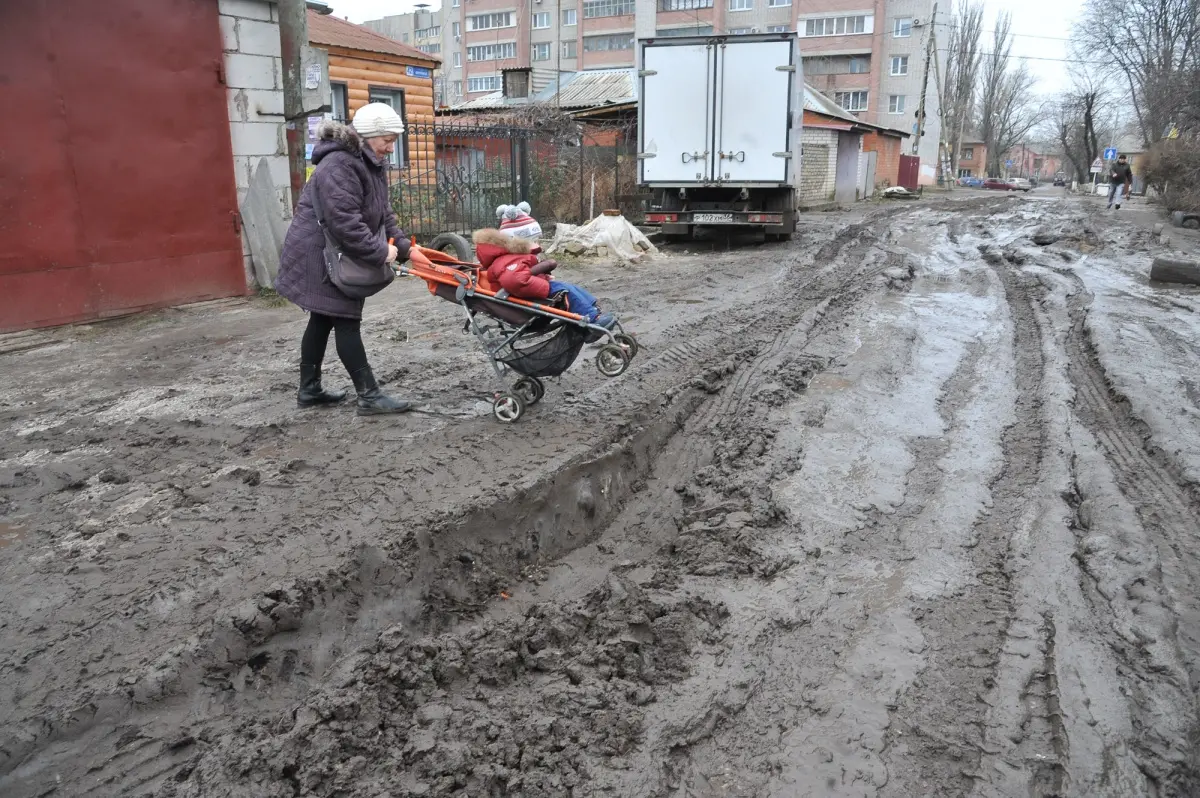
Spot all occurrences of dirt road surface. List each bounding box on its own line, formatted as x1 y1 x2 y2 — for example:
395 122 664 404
3 193 1200 797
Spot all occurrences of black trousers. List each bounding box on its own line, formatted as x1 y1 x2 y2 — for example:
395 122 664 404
300 312 369 375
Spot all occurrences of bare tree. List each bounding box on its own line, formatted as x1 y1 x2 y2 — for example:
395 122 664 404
1077 0 1200 143
940 0 985 179
976 12 1042 175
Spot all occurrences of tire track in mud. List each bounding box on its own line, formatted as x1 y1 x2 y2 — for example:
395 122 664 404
1061 282 1200 794
0 210 922 798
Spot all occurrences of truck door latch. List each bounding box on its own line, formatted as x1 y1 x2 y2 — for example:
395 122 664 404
718 151 746 163
681 151 708 164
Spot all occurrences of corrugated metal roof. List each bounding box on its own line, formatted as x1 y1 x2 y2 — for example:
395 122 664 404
446 68 637 113
539 68 637 108
803 86 858 124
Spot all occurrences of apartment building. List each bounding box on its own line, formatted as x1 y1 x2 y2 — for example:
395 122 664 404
364 0 941 175
363 9 446 101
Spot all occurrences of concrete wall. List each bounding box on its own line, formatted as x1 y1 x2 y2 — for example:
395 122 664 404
218 0 290 286
800 127 839 204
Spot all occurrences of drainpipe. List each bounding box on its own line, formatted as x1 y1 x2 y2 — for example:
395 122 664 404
279 0 309 211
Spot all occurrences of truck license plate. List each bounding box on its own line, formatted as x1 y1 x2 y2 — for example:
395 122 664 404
693 213 734 224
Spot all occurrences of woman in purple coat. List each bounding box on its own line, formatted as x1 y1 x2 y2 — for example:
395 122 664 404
275 103 412 415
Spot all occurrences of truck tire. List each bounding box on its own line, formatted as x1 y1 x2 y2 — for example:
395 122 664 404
427 233 473 262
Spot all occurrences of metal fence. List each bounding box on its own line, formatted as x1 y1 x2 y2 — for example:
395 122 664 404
388 120 642 240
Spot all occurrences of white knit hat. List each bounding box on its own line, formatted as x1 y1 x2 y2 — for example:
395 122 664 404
351 102 406 138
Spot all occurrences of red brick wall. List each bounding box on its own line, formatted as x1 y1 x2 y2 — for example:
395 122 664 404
862 131 902 187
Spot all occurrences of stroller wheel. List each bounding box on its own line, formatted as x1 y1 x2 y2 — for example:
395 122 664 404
596 344 631 377
493 393 525 423
514 376 545 406
613 332 639 359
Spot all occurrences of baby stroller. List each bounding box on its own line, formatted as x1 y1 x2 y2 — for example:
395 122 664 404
398 244 639 423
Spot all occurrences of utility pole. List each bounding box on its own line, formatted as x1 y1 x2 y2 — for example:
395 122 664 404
279 0 309 211
911 3 937 159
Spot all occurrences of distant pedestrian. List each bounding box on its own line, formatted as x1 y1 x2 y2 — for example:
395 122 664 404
275 103 414 415
1107 154 1134 210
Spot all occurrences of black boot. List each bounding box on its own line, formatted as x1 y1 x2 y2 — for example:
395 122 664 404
297 364 346 408
350 366 412 415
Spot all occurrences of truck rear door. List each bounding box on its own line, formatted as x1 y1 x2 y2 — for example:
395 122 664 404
714 38 794 184
639 43 715 184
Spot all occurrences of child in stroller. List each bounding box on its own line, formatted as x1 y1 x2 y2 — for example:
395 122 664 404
472 228 615 341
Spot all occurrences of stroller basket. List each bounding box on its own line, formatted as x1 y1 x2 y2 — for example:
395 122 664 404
497 321 587 378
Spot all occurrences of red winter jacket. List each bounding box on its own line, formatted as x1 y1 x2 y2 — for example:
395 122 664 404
472 228 551 300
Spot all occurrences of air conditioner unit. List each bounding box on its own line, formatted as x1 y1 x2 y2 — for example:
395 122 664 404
751 26 759 32
912 18 922 26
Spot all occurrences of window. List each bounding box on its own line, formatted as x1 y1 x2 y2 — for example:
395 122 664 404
329 82 348 121
583 33 634 51
563 8 577 24
894 17 912 37
729 0 752 9
583 0 635 18
453 52 462 67
962 147 974 160
467 42 517 61
415 26 440 38
766 25 789 32
659 0 712 9
802 15 870 36
533 11 551 28
417 44 441 54
452 80 463 97
890 55 908 75
958 168 972 177
562 39 578 58
367 88 407 167
888 94 906 113
730 27 752 34
452 0 459 7
804 55 870 74
767 0 791 6
468 75 501 92
452 22 460 36
402 33 409 42
467 12 514 31
835 90 868 112
532 42 551 60
656 25 714 36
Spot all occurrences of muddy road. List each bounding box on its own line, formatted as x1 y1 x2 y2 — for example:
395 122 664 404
3 194 1200 797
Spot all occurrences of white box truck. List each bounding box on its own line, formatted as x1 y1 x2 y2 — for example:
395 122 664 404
638 33 803 240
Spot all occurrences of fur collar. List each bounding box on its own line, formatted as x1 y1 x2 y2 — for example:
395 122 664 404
472 228 536 254
317 119 362 150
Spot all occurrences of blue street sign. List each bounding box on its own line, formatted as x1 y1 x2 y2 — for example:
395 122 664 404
1005 159 1013 167
1103 146 1118 160
406 65 432 79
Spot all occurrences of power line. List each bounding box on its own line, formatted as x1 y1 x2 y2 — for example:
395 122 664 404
937 48 1108 66
934 21 1075 43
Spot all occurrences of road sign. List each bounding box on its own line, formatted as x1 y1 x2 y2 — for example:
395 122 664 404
1090 158 1103 173
1005 159 1013 167
1103 146 1118 160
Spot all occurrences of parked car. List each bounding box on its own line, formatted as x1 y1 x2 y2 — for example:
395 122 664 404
1010 178 1033 191
958 176 985 188
1053 175 1066 186
983 177 1020 191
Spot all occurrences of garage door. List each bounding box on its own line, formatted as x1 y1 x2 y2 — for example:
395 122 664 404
0 0 245 332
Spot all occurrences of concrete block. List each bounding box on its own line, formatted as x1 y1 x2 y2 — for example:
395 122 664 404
272 57 283 90
219 15 239 51
1150 256 1200 284
218 0 272 21
237 19 282 57
261 155 292 191
224 52 276 90
229 121 282 157
246 89 284 120
227 89 249 123
232 155 254 190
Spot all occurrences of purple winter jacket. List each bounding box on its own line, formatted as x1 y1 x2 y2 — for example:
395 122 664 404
275 120 410 320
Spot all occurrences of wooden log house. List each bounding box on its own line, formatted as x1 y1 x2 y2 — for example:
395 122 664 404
307 10 439 182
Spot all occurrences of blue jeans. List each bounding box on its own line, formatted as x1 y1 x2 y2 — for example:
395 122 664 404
549 280 600 321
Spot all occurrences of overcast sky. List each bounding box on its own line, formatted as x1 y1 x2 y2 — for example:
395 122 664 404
326 0 1087 94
